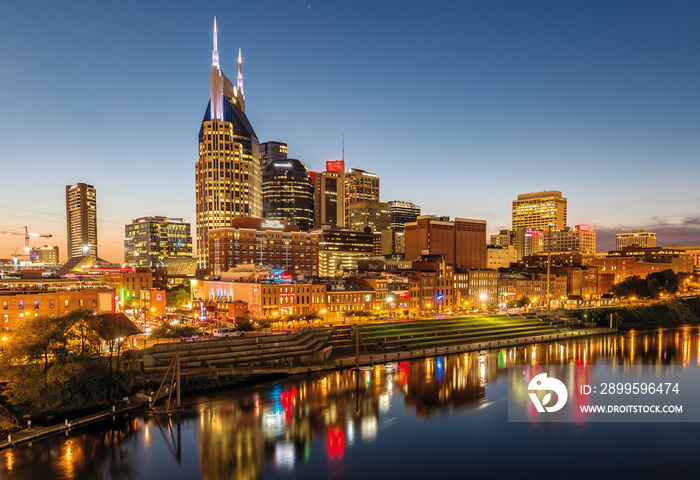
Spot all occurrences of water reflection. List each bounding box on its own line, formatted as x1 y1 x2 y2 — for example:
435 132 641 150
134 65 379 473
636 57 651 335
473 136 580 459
1 326 700 480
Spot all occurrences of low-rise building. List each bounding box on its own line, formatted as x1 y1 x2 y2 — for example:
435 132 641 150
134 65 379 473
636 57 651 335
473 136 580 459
487 245 517 269
1 279 116 331
208 217 320 277
190 279 375 321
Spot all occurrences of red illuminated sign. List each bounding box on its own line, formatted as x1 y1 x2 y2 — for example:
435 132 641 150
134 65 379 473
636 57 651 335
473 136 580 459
326 160 345 173
577 224 591 232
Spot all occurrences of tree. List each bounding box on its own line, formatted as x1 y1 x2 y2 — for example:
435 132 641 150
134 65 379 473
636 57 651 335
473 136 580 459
147 321 201 339
62 310 103 361
506 300 517 309
0 311 129 416
647 270 679 295
2 315 65 371
167 288 190 309
302 312 321 325
234 316 256 332
516 296 531 308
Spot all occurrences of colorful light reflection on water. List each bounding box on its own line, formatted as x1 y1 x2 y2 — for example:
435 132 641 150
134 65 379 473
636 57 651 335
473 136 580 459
1 327 700 479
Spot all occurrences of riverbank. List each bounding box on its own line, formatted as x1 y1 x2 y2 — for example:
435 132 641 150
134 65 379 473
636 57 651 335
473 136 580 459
0 321 614 450
577 298 700 331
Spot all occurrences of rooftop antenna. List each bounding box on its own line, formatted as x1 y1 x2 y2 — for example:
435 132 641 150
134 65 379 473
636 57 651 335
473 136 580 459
342 132 345 163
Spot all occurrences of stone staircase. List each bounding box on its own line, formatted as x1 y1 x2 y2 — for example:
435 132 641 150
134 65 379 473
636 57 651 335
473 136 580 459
331 316 563 353
141 328 333 374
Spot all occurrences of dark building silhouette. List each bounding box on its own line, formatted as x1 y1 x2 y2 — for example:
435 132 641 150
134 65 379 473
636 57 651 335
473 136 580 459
263 159 314 231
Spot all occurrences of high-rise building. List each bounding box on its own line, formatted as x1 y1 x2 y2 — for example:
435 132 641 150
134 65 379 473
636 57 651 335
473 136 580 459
315 226 377 276
490 229 514 247
262 159 314 231
30 245 59 265
544 225 596 254
616 230 657 250
345 168 379 224
512 190 567 231
380 229 405 255
515 228 544 259
66 182 97 260
313 160 346 228
196 18 262 269
404 216 487 269
389 201 420 230
347 201 390 233
260 141 288 171
124 217 193 268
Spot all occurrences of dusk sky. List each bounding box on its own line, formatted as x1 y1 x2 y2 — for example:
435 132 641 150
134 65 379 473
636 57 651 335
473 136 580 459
2 1 700 263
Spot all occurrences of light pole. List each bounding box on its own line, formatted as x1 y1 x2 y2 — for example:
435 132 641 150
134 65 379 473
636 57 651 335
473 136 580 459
386 296 394 320
546 223 553 317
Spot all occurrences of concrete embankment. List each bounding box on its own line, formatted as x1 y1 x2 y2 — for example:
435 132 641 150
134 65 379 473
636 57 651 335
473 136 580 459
0 319 614 450
141 327 333 376
333 327 613 368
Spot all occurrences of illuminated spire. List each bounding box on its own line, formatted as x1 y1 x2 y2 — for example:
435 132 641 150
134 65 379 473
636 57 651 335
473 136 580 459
212 17 220 68
237 48 244 96
210 17 223 120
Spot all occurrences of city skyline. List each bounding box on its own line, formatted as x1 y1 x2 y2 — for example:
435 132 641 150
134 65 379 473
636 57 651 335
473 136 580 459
2 1 700 262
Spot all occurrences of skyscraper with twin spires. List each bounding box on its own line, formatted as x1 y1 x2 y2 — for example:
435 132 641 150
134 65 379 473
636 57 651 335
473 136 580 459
196 18 262 269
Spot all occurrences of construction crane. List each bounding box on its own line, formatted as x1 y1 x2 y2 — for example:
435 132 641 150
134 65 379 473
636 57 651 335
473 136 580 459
0 226 52 254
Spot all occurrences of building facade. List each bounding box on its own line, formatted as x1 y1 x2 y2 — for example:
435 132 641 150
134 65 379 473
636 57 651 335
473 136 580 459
486 244 517 269
345 169 380 219
347 201 390 233
404 216 487 269
490 229 514 247
191 279 376 320
259 140 288 171
208 218 320 277
512 190 567 231
388 201 420 231
664 245 700 269
616 230 657 250
262 159 314 231
313 161 346 228
515 228 544 260
195 19 262 269
1 279 115 332
30 245 59 265
544 225 596 254
315 227 377 276
380 229 406 256
124 216 192 267
66 183 97 260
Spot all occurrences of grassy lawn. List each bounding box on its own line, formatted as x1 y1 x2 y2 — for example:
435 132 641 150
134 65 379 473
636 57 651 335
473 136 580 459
354 316 562 348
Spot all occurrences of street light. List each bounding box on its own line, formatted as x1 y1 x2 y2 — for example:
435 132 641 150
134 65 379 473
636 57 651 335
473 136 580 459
546 222 554 317
386 296 394 319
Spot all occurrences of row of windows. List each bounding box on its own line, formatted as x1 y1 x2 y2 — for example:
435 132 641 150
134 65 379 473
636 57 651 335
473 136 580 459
2 299 93 309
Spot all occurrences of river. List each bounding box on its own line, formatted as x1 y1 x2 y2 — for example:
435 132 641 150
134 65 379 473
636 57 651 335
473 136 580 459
1 327 700 479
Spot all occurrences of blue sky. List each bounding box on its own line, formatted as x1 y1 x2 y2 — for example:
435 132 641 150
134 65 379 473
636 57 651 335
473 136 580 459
1 1 699 262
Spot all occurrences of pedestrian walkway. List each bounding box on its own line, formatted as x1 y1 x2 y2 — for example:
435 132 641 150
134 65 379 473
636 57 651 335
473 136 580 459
0 397 149 450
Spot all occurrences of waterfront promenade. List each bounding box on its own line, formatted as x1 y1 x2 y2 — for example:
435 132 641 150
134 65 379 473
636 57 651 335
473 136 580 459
0 315 614 450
